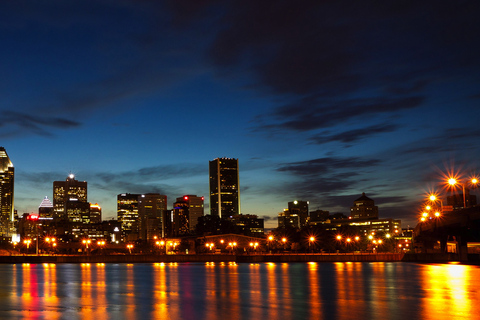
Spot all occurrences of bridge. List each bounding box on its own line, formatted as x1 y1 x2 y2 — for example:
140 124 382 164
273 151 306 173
413 206 480 261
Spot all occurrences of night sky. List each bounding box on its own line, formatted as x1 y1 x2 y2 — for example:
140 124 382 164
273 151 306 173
2 1 479 228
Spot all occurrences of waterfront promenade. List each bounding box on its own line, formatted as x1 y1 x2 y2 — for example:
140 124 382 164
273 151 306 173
1 252 476 264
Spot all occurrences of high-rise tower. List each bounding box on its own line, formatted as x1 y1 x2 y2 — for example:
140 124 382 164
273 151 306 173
0 147 14 237
53 174 88 224
209 158 240 218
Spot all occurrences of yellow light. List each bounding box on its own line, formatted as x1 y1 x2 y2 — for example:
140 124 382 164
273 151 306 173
422 212 428 217
426 205 431 210
378 240 383 244
429 195 437 201
421 217 426 221
435 212 440 217
386 234 391 238
268 236 273 241
472 178 478 184
368 235 373 240
355 236 360 241
448 178 457 186
309 236 315 242
336 235 342 240
346 238 351 242
282 237 287 243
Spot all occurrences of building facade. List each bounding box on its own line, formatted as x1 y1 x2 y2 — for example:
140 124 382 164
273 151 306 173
0 147 14 237
350 193 379 219
209 158 240 218
138 193 167 240
53 174 88 222
288 200 309 227
117 193 141 240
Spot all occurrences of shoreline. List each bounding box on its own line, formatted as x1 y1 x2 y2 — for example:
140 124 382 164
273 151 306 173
1 252 478 264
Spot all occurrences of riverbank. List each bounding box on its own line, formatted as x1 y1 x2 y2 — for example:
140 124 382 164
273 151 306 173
0 252 466 263
1 252 478 264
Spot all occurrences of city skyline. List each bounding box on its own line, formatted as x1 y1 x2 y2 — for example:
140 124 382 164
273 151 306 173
2 1 480 228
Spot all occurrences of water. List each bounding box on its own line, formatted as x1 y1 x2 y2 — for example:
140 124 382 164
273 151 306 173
0 262 479 320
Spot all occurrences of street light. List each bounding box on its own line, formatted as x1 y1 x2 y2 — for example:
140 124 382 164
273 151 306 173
308 236 315 252
448 177 479 209
127 244 134 254
46 237 56 253
23 239 32 252
82 239 91 253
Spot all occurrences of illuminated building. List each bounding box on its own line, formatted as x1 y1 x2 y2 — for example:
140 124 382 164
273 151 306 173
350 193 379 219
117 193 141 240
0 147 15 237
89 203 102 224
228 214 264 237
138 193 167 240
53 174 88 223
288 200 309 227
209 158 240 217
174 195 204 233
38 196 54 219
278 209 300 229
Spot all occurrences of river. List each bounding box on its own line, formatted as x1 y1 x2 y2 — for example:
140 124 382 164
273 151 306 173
0 262 479 319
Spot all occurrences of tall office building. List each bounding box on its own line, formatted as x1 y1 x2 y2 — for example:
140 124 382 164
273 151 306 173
138 193 167 240
53 174 89 235
0 147 15 237
209 158 240 218
89 203 102 224
173 195 204 234
117 193 141 239
288 200 309 227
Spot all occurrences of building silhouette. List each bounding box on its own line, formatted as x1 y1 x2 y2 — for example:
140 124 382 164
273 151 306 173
288 200 309 227
172 195 204 236
350 193 379 219
0 147 14 237
209 158 240 218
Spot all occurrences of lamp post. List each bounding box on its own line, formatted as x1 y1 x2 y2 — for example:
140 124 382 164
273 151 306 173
127 244 134 254
82 239 91 254
448 177 479 209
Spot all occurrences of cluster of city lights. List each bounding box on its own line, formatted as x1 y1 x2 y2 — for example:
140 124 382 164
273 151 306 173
419 173 479 222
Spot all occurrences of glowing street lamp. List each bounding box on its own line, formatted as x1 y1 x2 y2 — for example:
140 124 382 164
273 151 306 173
46 237 56 253
308 236 315 252
23 239 32 252
127 244 134 254
448 176 480 208
82 239 91 253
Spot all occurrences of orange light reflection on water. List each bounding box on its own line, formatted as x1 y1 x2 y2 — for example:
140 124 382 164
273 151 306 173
420 264 474 319
307 262 322 320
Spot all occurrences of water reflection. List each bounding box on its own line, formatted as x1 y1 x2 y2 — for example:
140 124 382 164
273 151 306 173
421 263 474 320
0 262 479 319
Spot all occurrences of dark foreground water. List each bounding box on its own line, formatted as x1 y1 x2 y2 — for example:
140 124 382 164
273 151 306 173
0 262 479 320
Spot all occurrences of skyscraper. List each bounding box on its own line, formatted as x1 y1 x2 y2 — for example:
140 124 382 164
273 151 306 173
172 195 204 234
209 158 240 218
117 193 141 239
138 193 167 240
53 174 88 222
0 147 14 237
288 200 309 227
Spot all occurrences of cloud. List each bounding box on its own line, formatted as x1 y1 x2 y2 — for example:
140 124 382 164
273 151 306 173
310 123 400 145
0 111 80 138
277 157 381 176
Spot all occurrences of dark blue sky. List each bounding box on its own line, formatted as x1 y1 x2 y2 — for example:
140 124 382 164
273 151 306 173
2 1 479 228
